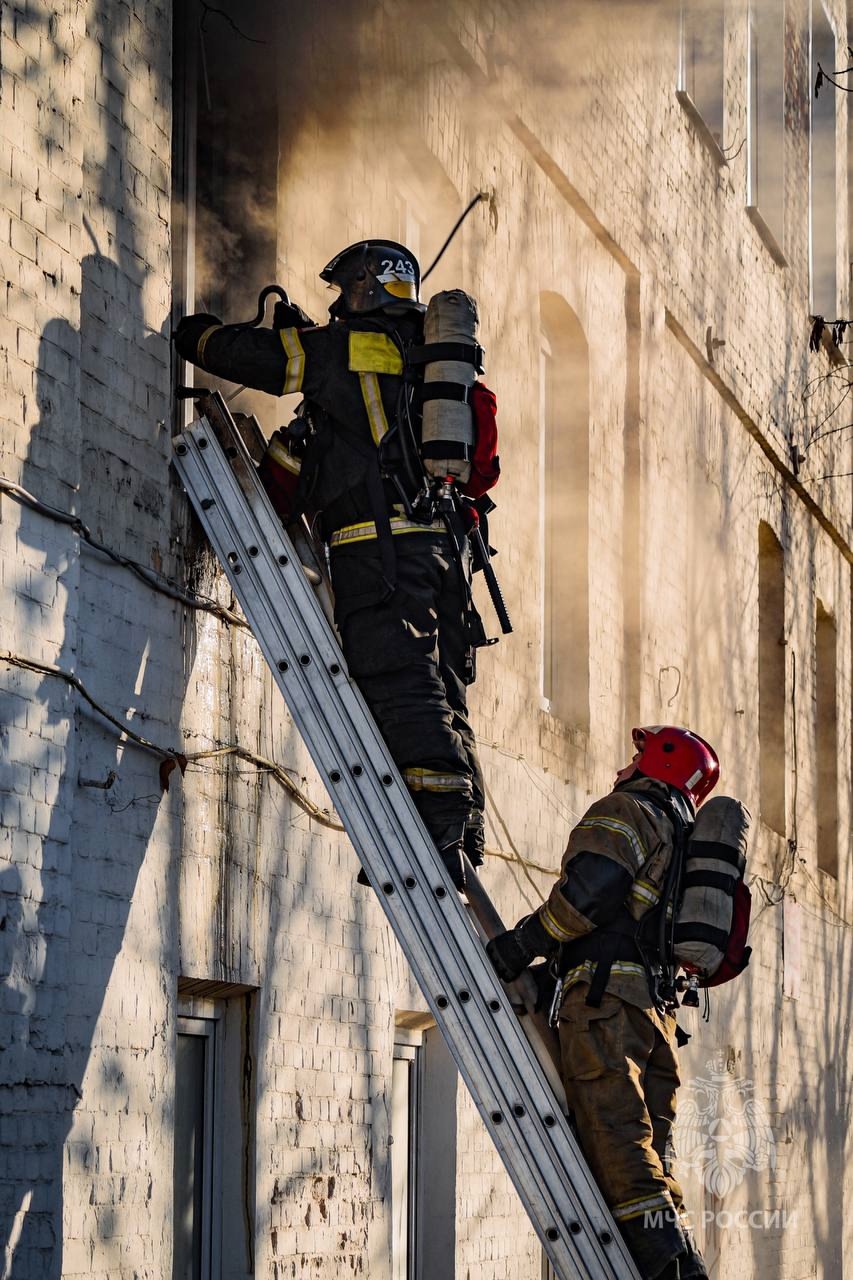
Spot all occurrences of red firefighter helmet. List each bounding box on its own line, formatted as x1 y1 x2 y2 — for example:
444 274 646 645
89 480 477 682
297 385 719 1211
631 725 720 808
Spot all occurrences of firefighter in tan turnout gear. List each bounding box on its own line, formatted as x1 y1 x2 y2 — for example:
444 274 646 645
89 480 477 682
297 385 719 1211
487 726 720 1280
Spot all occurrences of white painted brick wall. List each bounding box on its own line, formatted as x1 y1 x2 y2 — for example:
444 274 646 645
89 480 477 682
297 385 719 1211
1 1 852 1277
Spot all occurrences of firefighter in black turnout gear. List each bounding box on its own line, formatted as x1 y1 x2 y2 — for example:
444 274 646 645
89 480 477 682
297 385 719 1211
175 241 500 889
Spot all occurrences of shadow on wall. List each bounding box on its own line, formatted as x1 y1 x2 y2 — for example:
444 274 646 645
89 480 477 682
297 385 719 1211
0 238 180 1275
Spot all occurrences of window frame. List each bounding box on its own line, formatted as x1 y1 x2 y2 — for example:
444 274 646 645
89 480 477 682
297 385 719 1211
392 1031 423 1280
538 294 591 732
174 1007 222 1280
676 0 728 166
808 0 838 316
746 1 788 265
757 523 787 837
815 599 839 878
538 329 553 716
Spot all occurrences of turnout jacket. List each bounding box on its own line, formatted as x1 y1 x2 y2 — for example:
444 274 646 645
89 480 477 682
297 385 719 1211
536 777 681 1011
175 313 426 535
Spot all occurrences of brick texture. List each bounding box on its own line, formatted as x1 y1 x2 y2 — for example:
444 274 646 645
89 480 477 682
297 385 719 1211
1 1 852 1277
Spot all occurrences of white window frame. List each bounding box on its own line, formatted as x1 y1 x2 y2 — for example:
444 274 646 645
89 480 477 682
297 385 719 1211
175 1001 223 1280
392 1030 423 1280
746 1 788 264
538 331 553 715
808 0 838 315
676 0 728 165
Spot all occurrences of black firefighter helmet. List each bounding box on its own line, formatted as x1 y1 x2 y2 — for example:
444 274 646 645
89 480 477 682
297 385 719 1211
320 240 425 316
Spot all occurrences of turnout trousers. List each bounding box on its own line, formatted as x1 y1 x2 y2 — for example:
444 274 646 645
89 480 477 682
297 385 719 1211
558 986 707 1280
329 533 485 863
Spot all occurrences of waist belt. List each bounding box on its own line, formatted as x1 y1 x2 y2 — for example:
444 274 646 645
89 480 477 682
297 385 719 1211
558 914 653 1009
329 515 446 547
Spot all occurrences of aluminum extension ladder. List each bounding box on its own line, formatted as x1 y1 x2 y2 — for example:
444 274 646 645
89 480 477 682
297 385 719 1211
172 393 639 1280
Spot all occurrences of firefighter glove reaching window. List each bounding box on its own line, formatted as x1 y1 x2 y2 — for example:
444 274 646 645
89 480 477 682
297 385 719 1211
174 240 503 891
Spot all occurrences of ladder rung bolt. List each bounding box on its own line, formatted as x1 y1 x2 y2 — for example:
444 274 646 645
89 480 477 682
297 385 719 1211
201 498 214 510
436 996 449 1009
513 1104 525 1117
434 886 447 899
175 443 188 456
198 438 208 449
404 876 416 889
329 770 341 782
488 999 500 1012
248 545 259 556
277 660 289 672
546 1228 559 1242
330 663 341 675
278 554 289 566
599 1232 613 1245
543 1115 556 1128
299 654 311 665
381 774 393 785
458 990 470 1003
569 1223 582 1236
491 1111 503 1124
382 882 394 894
351 764 363 776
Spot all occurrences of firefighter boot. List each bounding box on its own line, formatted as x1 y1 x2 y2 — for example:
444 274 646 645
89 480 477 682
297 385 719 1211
464 814 486 870
437 838 467 890
676 1238 709 1279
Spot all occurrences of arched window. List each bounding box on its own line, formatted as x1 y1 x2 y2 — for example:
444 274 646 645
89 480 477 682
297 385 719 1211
539 293 589 729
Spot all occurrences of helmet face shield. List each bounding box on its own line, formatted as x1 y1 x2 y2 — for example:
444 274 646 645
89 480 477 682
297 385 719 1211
320 240 424 315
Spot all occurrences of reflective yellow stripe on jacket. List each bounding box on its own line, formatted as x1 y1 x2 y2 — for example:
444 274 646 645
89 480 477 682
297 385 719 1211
402 768 470 794
329 515 444 547
574 817 648 872
358 372 389 444
561 959 648 989
540 904 584 944
348 331 403 446
279 327 306 394
611 1190 675 1223
196 324 221 369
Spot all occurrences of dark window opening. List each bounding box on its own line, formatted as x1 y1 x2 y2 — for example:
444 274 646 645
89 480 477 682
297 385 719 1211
172 0 279 416
811 0 837 315
816 601 838 876
173 1019 215 1280
758 523 786 835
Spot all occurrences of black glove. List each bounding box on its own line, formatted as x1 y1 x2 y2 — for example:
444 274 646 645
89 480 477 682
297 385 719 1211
486 912 556 984
273 298 314 330
173 313 222 362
